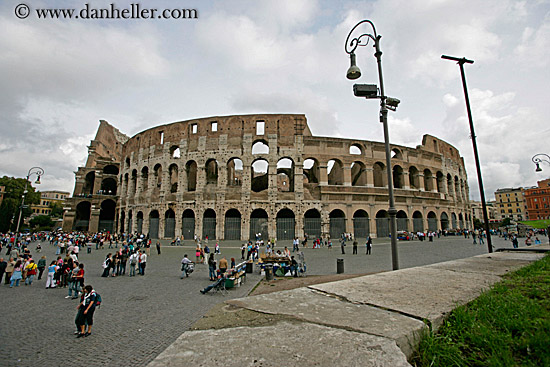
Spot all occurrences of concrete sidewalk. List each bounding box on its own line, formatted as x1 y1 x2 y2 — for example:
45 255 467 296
148 246 548 367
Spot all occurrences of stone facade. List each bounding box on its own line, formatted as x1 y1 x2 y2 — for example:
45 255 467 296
63 114 472 240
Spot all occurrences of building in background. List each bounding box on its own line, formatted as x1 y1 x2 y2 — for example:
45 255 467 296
471 200 498 226
494 187 527 221
525 179 550 220
31 190 70 216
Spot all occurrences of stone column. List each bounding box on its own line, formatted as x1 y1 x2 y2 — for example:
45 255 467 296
365 168 374 188
402 171 410 190
343 166 352 187
418 174 425 191
319 165 328 186
89 206 100 233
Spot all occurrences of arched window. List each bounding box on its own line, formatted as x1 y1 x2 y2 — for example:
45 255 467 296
351 161 367 186
373 162 386 187
205 159 219 185
227 158 243 186
170 145 181 158
303 158 319 184
185 161 197 191
328 159 344 185
391 148 402 160
423 169 433 191
252 140 269 155
409 166 419 189
153 164 162 189
251 159 268 192
169 164 178 193
349 144 362 155
277 158 294 192
393 165 404 189
141 167 149 191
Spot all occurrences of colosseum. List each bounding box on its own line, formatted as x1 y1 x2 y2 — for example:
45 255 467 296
62 114 472 241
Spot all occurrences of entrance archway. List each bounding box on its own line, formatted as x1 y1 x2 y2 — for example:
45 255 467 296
304 209 321 239
353 210 369 239
250 209 268 240
74 201 91 231
149 210 160 239
224 209 241 240
202 209 216 240
376 210 390 238
329 209 346 239
276 208 295 241
182 209 195 240
165 209 176 238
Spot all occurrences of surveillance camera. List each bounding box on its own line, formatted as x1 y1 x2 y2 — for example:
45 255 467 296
353 84 379 98
386 97 400 111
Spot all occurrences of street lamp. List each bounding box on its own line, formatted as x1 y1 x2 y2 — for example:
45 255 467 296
15 167 44 234
532 154 550 172
441 55 493 254
345 20 400 270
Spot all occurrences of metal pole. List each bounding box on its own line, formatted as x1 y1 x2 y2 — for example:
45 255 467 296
375 37 399 270
15 176 29 234
442 55 492 253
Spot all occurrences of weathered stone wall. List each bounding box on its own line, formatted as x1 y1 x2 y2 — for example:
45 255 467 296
64 114 472 239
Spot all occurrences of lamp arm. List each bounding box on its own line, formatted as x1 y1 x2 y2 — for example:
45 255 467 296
345 20 377 55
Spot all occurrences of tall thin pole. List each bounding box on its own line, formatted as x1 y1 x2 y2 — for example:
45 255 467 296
375 37 399 270
15 177 29 234
442 55 492 253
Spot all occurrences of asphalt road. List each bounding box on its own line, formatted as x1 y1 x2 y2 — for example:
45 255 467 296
0 234 535 367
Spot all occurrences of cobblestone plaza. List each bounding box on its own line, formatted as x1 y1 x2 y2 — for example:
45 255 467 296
0 236 517 367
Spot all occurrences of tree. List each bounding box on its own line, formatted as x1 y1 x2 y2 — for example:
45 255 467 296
0 176 41 232
49 202 64 218
473 218 483 230
29 215 53 229
500 217 512 227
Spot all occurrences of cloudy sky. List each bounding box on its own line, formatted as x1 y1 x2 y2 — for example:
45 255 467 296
1 0 549 200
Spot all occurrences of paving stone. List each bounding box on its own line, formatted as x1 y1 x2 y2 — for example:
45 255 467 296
147 321 411 367
227 287 426 357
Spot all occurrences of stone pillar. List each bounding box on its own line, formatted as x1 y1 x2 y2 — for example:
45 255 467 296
418 174 425 191
365 168 374 188
402 171 410 190
343 166 352 187
319 165 328 186
89 206 100 233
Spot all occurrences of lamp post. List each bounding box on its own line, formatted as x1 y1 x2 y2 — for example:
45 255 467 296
441 55 492 253
345 20 399 270
532 154 550 172
15 167 44 234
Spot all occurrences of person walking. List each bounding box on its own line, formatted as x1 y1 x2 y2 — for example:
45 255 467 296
10 260 23 287
4 258 15 285
24 259 37 285
128 251 138 277
352 241 358 255
139 250 147 275
366 236 372 255
156 241 161 255
37 256 47 280
101 254 112 278
207 253 216 281
340 237 346 255
75 285 97 338
45 261 57 288
181 254 192 278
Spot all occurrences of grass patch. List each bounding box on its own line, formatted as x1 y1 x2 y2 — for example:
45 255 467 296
411 254 550 367
519 219 550 229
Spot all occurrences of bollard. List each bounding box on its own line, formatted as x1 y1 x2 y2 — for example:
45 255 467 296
265 264 274 281
337 258 344 274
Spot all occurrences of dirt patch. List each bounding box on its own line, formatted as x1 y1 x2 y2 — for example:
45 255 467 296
250 273 376 296
191 273 379 331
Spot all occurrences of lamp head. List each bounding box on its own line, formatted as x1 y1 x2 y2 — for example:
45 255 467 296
35 175 41 184
535 163 542 172
346 53 361 80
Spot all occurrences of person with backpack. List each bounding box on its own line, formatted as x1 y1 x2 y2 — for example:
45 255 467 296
128 251 138 277
75 285 98 338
